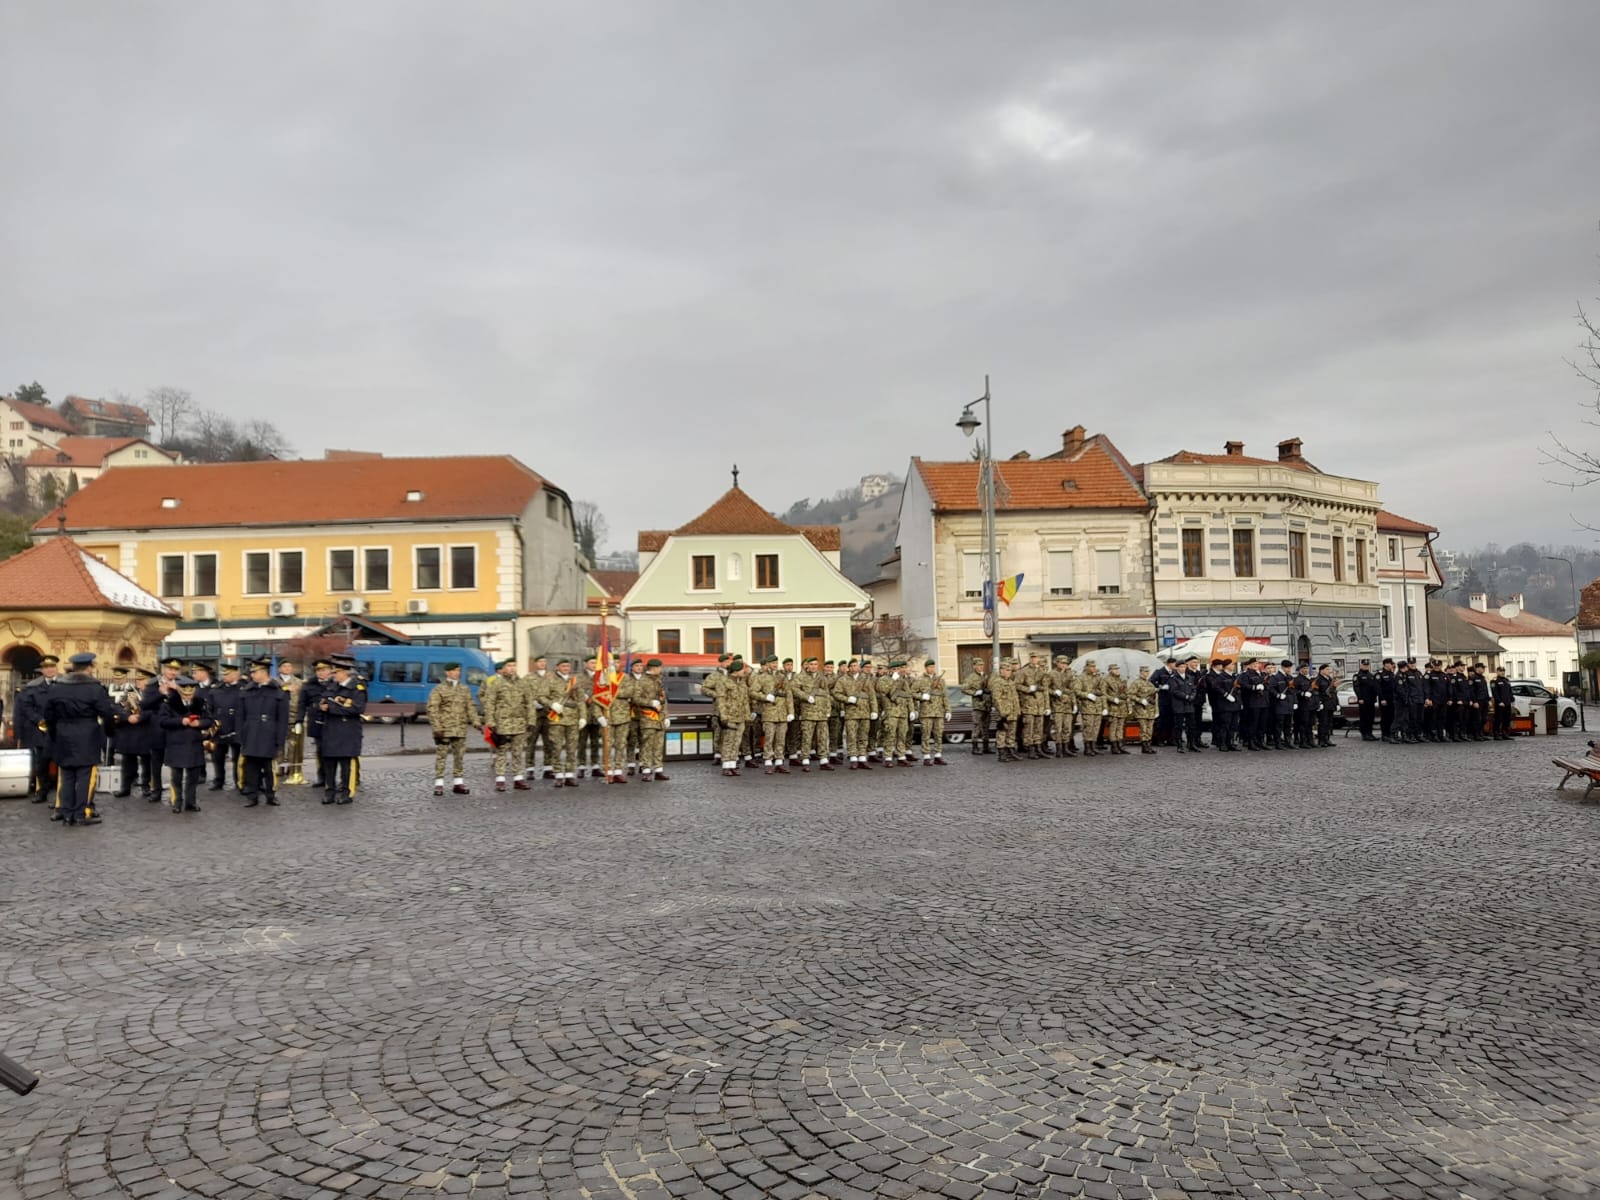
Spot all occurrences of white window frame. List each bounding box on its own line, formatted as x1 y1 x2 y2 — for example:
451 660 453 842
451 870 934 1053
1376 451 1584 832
689 553 718 592
414 544 443 591
1387 537 1399 563
157 553 186 599
1046 548 1074 597
327 546 358 594
241 549 273 596
447 543 478 591
276 549 305 596
1095 547 1122 596
753 552 782 592
190 551 219 597
961 550 986 599
363 545 393 593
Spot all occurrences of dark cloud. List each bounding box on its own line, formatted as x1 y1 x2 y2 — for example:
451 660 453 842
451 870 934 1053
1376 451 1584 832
3 2 1597 551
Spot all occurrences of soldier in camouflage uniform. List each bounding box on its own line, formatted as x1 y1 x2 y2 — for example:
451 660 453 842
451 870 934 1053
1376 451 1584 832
751 656 790 774
1127 665 1159 754
990 659 1022 761
630 658 669 781
822 661 844 762
960 658 994 755
596 660 631 783
879 660 916 766
788 656 834 771
524 655 555 778
535 658 588 787
714 659 751 775
914 658 949 765
862 660 885 761
483 659 533 791
1047 654 1078 757
834 660 872 769
1103 663 1130 755
1072 661 1107 757
576 654 604 778
426 662 481 796
777 657 798 764
1016 650 1048 759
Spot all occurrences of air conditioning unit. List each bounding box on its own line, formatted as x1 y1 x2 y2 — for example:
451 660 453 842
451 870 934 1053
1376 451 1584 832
338 597 367 616
268 599 297 618
188 601 217 620
406 598 429 615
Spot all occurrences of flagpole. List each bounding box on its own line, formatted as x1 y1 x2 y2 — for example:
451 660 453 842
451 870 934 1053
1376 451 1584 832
599 600 612 782
984 376 1000 673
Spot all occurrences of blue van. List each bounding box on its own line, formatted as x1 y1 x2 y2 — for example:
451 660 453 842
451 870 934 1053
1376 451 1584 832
351 645 496 709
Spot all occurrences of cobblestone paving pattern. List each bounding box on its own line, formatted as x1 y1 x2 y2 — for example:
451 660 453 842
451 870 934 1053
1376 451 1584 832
4 741 1600 1199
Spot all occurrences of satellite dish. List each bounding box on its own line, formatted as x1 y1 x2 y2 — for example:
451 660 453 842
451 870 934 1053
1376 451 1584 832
1498 603 1520 619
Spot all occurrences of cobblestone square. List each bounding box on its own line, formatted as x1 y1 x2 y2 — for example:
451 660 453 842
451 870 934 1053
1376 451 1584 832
4 742 1599 1199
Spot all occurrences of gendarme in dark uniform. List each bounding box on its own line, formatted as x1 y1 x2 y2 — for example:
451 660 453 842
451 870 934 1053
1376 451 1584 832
17 655 60 807
318 655 366 804
43 653 116 827
299 660 333 788
235 659 289 806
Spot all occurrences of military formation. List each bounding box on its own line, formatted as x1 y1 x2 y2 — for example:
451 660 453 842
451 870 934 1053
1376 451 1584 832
16 652 368 824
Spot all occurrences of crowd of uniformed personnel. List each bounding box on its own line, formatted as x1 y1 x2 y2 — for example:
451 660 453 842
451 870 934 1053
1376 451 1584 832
15 651 370 824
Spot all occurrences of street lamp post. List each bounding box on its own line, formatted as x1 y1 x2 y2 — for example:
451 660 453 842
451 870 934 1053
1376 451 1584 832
956 376 1002 673
1543 555 1587 731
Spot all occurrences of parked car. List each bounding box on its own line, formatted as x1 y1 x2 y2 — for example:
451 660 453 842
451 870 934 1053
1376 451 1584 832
1509 680 1580 727
943 685 974 743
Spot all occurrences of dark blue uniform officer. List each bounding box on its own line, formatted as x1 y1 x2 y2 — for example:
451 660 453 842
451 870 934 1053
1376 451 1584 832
1149 657 1178 747
236 659 289 806
318 655 366 804
43 653 116 827
17 655 60 807
1267 660 1294 749
300 660 333 788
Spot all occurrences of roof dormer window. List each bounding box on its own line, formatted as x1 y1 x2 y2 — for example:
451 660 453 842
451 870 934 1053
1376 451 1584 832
160 497 180 509
405 490 424 502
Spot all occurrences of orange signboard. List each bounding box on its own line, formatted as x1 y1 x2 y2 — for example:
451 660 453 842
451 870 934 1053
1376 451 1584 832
1212 625 1247 662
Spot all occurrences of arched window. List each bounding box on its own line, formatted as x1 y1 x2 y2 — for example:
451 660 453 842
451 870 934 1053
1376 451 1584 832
1296 634 1311 666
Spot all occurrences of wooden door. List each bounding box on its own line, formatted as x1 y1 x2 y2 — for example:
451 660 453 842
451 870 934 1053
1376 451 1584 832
800 626 825 663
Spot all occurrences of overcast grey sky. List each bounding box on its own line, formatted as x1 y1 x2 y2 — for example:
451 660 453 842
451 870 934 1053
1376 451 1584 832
3 2 1598 552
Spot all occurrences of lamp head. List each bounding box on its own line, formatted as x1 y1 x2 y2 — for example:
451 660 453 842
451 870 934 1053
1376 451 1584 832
955 406 980 439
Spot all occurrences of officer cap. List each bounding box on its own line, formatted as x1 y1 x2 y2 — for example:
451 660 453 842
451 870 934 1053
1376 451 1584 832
313 659 333 670
1184 655 1199 663
250 658 272 672
1360 658 1370 665
220 661 241 673
190 660 212 674
645 657 662 669
1028 649 1042 658
39 655 60 667
495 658 515 669
1318 663 1331 671
69 651 96 667
135 665 156 678
112 666 129 677
1280 659 1293 667
1108 663 1121 671
160 657 181 670
1381 657 1394 665
442 661 461 671
331 654 355 670
1054 654 1069 663
174 674 197 688
1165 656 1177 664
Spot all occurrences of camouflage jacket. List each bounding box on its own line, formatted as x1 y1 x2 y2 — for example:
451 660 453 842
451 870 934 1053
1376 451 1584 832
1072 673 1108 717
482 674 531 734
788 670 831 720
426 679 481 737
911 673 946 718
989 675 1021 719
1125 677 1158 719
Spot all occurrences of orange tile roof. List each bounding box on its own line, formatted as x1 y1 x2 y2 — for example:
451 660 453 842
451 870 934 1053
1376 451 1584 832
60 395 152 425
636 487 842 553
1376 510 1437 534
0 537 176 615
2 397 77 435
913 435 1147 512
1158 449 1319 473
36 455 550 532
22 436 172 468
1454 605 1574 638
590 569 639 599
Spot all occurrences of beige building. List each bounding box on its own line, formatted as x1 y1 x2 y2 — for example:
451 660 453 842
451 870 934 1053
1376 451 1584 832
1143 438 1381 668
23 436 178 504
1455 594 1579 692
897 427 1155 673
1375 510 1442 662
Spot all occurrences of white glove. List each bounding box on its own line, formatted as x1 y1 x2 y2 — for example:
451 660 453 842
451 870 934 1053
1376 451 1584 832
765 693 775 703
910 710 919 721
944 712 952 721
871 712 879 720
549 701 563 714
847 696 857 704
1052 690 1062 697
1028 685 1037 693
292 722 303 734
578 718 587 728
1087 693 1097 701
1227 695 1237 703
597 716 607 727
1159 685 1169 691
1044 709 1051 718
808 695 815 704
750 712 757 720
651 700 661 710
786 714 794 723
921 692 931 701
663 717 672 728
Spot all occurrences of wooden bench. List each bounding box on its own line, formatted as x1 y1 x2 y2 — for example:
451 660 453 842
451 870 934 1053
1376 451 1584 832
1552 751 1600 802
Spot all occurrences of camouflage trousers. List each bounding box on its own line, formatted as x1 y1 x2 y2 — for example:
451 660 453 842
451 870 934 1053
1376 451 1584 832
603 720 631 772
843 718 870 757
920 716 944 755
883 714 909 756
433 736 467 779
828 715 844 756
493 731 528 779
1105 713 1125 744
1137 717 1153 745
994 713 1019 750
799 719 829 761
718 722 746 766
547 721 581 775
637 718 665 771
578 722 601 767
1021 712 1045 747
762 719 788 762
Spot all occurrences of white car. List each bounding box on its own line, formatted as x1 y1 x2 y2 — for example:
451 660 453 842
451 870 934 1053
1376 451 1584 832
1508 680 1581 728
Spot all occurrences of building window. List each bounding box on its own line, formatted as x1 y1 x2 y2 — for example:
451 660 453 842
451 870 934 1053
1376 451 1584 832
691 555 716 590
1181 529 1205 578
657 629 681 654
961 551 985 599
192 553 218 597
158 554 185 598
1331 535 1345 582
364 548 390 592
1289 532 1308 579
751 626 776 663
1231 529 1254 578
243 552 271 595
1095 548 1121 595
1381 607 1391 639
755 553 780 589
1046 549 1074 596
1404 604 1415 650
449 544 477 590
1355 538 1367 584
702 627 725 655
1549 657 1558 679
546 494 560 520
278 551 303 594
1387 537 1399 563
415 546 442 590
329 549 356 592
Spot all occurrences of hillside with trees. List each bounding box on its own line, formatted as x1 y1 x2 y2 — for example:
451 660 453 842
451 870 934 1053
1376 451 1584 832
1443 543 1600 620
779 477 902 584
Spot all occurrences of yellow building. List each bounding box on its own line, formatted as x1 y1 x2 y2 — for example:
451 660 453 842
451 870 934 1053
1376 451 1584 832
36 453 588 664
0 536 178 714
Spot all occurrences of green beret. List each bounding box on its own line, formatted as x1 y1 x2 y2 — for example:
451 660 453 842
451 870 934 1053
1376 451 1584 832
924 658 937 666
717 652 731 662
889 659 906 668
442 661 461 671
555 658 571 667
803 656 818 665
763 654 778 664
645 657 662 668
496 658 515 669
728 657 744 670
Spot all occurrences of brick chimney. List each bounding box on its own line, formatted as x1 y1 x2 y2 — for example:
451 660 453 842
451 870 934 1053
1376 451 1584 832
1062 425 1086 456
1469 592 1489 613
1276 437 1304 463
1224 440 1245 457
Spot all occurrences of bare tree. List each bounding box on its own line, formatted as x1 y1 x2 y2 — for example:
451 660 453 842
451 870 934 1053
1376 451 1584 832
1546 234 1600 526
186 409 238 461
871 615 928 664
146 385 194 444
573 499 608 561
239 418 293 460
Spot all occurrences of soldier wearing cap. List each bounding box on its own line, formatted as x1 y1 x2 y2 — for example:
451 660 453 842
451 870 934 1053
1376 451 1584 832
914 657 949 765
701 652 731 754
236 659 289 806
834 659 870 769
599 656 634 784
788 656 832 772
139 656 183 804
1313 663 1339 748
44 653 116 827
750 655 789 775
1072 660 1107 757
630 658 669 781
159 673 215 814
1103 663 1130 755
1353 658 1379 742
575 653 604 779
1149 655 1178 748
861 659 884 761
1015 650 1048 759
1240 658 1269 751
714 658 750 775
111 666 158 797
879 658 916 766
990 658 1023 761
18 654 60 806
426 661 481 795
318 655 366 803
1181 656 1206 750
209 661 245 790
960 656 995 756
1046 653 1077 758
1127 664 1159 753
621 656 648 775
1168 658 1199 752
1267 659 1294 750
1377 658 1399 743
1208 658 1241 751
822 661 844 763
483 657 533 792
1491 664 1515 739
534 657 588 787
299 659 334 787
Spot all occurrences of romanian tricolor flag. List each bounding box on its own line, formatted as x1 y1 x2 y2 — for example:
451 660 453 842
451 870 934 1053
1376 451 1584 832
995 573 1024 606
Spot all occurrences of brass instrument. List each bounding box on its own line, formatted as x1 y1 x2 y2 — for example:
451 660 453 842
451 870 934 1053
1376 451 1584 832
278 674 305 785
